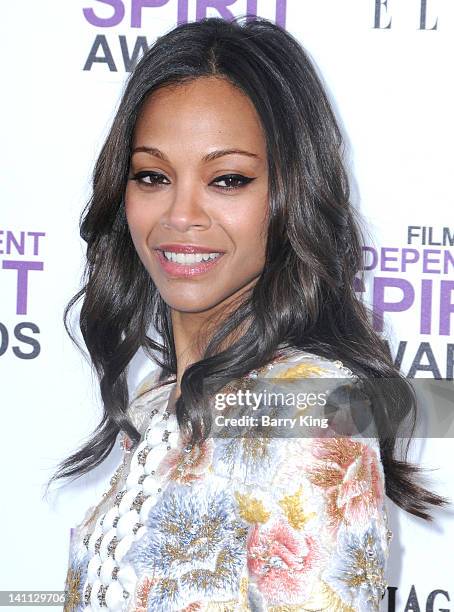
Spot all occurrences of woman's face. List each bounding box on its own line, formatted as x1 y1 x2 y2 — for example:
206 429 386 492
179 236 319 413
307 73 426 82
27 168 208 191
125 76 269 315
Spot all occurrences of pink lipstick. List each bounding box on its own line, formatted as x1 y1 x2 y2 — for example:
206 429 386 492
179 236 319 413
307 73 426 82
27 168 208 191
154 243 226 277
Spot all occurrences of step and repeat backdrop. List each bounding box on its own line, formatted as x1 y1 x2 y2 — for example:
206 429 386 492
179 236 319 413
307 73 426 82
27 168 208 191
1 1 453 610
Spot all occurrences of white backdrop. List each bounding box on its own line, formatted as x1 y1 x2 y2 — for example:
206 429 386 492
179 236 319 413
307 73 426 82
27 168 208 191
1 1 453 610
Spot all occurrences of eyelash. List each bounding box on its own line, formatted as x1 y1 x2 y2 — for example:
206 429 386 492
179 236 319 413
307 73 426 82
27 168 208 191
129 171 255 191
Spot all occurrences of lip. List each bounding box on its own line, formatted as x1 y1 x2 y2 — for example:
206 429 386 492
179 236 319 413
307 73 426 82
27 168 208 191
154 248 225 277
155 243 226 254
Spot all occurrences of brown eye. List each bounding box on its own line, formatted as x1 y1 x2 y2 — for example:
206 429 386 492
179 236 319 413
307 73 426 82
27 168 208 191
211 174 255 191
130 171 170 187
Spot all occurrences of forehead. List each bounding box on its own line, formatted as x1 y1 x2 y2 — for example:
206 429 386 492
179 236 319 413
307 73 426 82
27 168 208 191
132 76 266 149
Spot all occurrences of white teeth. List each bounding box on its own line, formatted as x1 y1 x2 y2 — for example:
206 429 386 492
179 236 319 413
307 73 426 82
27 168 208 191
162 251 221 264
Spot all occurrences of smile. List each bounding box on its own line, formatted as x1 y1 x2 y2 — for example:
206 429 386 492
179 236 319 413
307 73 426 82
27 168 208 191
162 251 222 264
155 249 225 277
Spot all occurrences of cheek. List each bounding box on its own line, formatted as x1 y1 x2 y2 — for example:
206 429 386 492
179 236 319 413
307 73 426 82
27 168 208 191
124 189 151 241
227 194 269 260
124 198 151 267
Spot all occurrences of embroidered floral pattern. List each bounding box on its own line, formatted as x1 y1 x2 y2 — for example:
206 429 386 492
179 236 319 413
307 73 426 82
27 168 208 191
156 434 214 484
124 480 249 610
274 362 328 379
63 528 89 611
304 437 385 532
322 520 388 609
278 487 316 530
247 518 324 606
133 575 155 612
234 491 271 524
211 435 279 487
64 349 390 612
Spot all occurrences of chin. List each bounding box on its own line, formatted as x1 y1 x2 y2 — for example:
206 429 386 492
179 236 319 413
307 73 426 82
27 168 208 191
159 294 217 312
161 290 237 315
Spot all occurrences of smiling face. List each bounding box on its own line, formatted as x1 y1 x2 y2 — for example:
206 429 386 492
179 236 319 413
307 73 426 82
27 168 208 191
125 76 269 317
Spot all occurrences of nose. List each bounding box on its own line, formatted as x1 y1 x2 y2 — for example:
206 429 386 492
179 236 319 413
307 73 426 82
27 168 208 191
160 180 211 232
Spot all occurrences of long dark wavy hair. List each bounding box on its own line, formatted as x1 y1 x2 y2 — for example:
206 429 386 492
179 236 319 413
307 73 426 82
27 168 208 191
50 15 448 520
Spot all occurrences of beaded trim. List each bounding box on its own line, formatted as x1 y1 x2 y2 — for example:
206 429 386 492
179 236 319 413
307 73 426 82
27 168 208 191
80 388 180 610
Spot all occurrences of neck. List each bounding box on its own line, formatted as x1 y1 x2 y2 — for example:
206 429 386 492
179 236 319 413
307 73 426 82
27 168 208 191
169 286 255 393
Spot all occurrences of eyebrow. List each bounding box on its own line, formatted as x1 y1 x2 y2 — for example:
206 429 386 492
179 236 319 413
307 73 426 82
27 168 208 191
131 146 260 162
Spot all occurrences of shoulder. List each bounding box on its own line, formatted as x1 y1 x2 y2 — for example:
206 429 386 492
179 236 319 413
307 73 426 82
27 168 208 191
210 351 390 609
263 346 359 381
125 367 174 437
211 345 381 491
131 367 163 401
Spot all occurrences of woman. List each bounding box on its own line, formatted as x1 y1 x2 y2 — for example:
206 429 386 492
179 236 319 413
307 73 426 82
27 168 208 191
54 15 447 611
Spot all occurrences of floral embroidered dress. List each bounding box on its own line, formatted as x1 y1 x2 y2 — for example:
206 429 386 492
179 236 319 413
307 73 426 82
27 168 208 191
64 347 393 611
